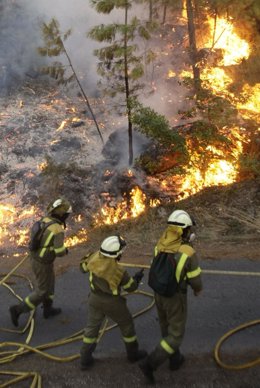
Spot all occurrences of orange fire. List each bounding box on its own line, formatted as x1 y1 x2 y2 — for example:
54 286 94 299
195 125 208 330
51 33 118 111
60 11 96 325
93 186 155 225
0 204 36 247
205 17 250 66
0 17 258 246
0 203 88 250
65 228 88 247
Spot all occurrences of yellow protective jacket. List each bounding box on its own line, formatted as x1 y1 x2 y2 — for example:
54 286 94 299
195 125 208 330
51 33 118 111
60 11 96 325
32 216 67 263
155 225 202 293
80 251 139 296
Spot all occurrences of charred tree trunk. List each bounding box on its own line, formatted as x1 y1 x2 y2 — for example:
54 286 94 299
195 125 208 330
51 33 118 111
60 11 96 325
124 4 133 165
186 0 201 94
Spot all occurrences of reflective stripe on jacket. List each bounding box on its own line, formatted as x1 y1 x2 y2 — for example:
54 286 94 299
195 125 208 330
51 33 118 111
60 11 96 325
33 216 66 263
155 243 202 293
80 252 139 296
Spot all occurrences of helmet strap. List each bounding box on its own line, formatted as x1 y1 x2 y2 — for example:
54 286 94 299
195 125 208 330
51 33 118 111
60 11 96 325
182 226 191 242
116 253 122 262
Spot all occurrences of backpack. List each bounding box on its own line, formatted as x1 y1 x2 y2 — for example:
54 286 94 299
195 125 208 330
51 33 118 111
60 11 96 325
28 219 56 252
148 251 178 297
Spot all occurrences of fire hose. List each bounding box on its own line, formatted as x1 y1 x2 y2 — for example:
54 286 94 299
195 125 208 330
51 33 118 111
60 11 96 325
0 257 154 387
0 257 260 387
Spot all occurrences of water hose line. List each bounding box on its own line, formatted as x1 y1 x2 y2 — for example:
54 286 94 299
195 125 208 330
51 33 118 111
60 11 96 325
0 256 259 387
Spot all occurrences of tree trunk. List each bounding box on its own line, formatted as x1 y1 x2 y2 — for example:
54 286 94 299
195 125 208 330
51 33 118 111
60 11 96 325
186 0 201 94
162 2 167 24
124 4 133 165
149 0 153 22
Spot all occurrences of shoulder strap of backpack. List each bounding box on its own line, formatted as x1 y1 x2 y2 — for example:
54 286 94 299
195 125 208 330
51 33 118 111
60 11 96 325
38 220 58 246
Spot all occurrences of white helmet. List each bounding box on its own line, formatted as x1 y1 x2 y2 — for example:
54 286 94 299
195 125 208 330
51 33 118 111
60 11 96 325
100 235 126 258
167 210 194 228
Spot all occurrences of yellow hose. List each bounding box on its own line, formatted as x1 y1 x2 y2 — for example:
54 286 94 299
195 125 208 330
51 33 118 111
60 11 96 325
1 256 259 387
0 257 155 387
214 319 260 370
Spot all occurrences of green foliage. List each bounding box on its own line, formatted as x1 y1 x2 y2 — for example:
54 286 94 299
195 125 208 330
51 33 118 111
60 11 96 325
38 19 73 84
183 120 235 178
239 154 260 178
188 120 231 148
196 93 238 127
38 19 71 57
89 1 157 103
88 24 119 42
131 99 186 151
130 64 144 79
93 0 115 13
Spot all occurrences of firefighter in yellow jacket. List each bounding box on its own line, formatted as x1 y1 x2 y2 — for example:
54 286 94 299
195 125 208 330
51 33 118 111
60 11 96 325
139 210 203 384
79 235 147 370
9 198 72 327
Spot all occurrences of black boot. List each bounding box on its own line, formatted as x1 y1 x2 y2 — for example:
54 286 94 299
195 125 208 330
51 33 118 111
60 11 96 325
80 343 96 370
42 300 62 319
169 349 185 371
139 344 169 384
125 340 147 363
9 305 22 327
9 303 30 327
139 358 155 385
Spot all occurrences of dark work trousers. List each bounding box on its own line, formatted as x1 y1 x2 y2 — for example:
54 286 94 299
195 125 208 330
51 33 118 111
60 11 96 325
81 292 136 360
24 258 55 309
146 291 188 369
155 291 187 349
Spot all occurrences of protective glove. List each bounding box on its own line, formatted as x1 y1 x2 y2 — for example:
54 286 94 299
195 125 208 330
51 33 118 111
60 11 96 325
133 268 144 284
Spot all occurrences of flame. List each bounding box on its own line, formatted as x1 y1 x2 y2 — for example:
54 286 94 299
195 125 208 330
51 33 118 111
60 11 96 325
201 68 232 94
38 161 48 171
171 17 257 199
0 204 37 247
0 202 88 250
205 18 250 66
65 228 88 247
168 70 176 78
93 186 147 225
57 120 67 131
156 126 249 200
150 198 161 208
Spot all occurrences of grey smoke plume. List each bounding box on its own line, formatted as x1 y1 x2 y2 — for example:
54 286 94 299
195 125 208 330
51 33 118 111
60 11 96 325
0 0 191 122
0 0 125 95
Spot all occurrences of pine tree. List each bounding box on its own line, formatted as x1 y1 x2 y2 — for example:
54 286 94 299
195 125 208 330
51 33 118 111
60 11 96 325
88 0 157 165
38 18 104 143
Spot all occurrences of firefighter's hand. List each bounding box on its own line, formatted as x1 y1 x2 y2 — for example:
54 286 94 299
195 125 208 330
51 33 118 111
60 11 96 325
133 269 144 284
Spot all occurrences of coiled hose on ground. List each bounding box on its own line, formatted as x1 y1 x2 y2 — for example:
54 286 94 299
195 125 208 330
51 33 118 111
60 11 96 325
0 256 259 387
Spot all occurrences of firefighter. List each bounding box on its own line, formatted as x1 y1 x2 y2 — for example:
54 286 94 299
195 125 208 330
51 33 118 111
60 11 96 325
9 198 72 327
139 210 203 384
79 235 147 370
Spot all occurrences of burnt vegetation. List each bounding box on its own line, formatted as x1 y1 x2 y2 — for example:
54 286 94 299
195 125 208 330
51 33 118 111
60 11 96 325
0 0 259 252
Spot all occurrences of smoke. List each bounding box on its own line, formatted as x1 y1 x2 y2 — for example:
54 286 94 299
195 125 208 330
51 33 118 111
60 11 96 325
0 0 134 95
0 0 193 147
0 0 190 113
